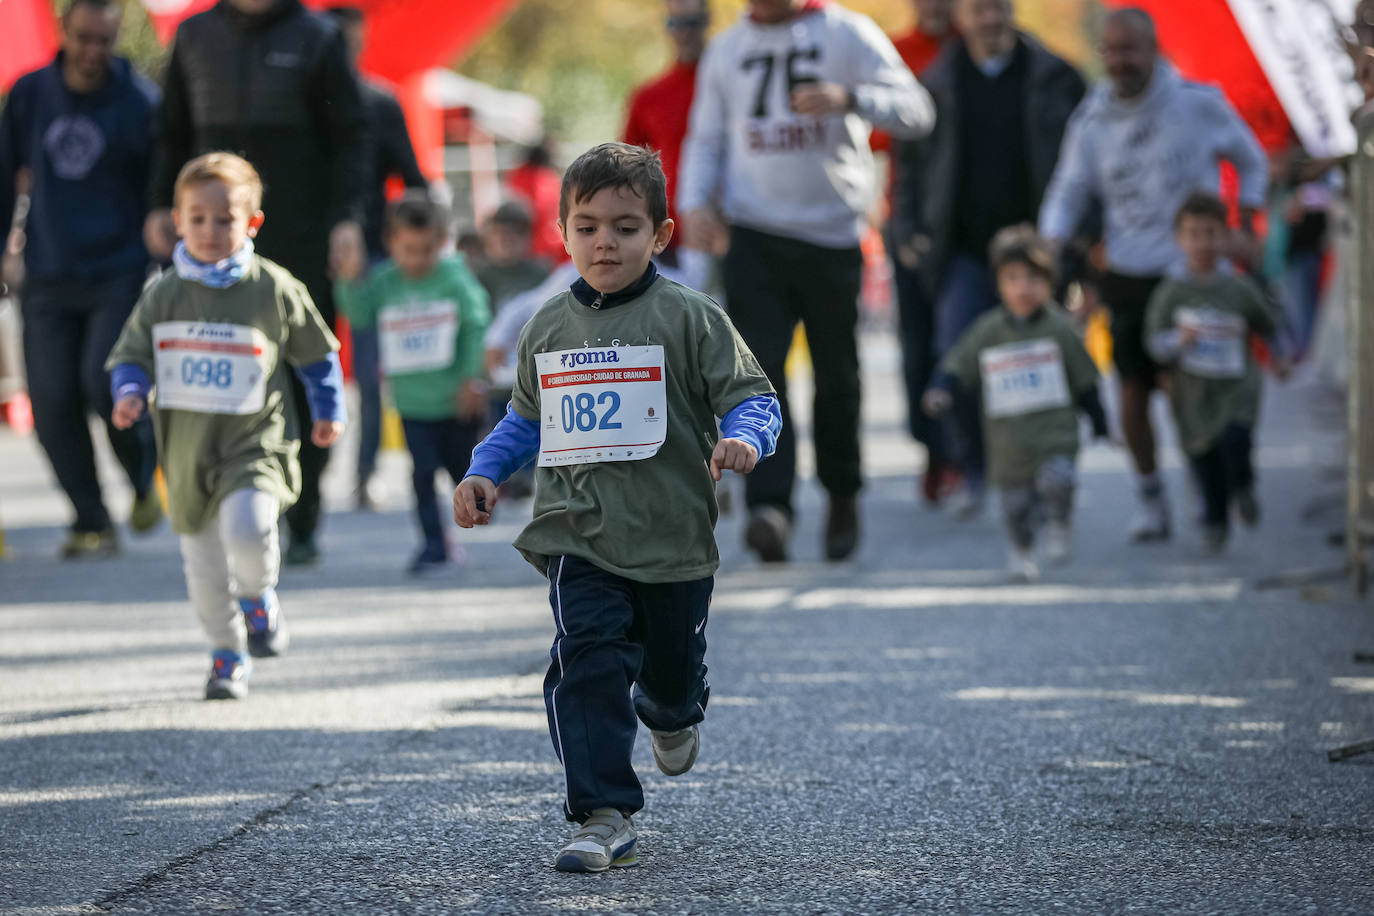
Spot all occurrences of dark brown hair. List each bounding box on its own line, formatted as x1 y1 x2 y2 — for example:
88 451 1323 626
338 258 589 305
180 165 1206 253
559 142 668 227
988 224 1057 284
385 190 449 238
1174 190 1229 229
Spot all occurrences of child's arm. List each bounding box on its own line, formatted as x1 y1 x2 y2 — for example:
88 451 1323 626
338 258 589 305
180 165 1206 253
1075 384 1110 440
333 266 378 329
454 406 541 527
1144 282 1183 364
713 394 783 480
281 277 348 445
110 364 151 429
454 264 493 421
105 287 158 428
294 354 347 446
922 324 980 416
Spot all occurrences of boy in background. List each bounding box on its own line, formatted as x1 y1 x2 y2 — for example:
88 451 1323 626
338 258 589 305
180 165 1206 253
453 143 781 872
924 225 1108 581
108 152 345 699
335 192 490 573
1146 192 1288 550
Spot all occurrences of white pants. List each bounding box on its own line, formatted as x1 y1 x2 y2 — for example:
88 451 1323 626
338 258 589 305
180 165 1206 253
179 489 280 653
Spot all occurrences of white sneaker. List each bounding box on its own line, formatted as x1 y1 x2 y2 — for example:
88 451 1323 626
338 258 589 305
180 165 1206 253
554 808 638 873
651 725 699 776
946 484 986 521
1043 522 1071 566
1007 547 1039 583
1128 494 1171 542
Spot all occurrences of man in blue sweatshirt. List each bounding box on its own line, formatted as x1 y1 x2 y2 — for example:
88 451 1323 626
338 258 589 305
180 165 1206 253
0 0 161 557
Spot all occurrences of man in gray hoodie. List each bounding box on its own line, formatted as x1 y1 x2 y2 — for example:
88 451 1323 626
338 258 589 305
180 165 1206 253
1038 7 1266 542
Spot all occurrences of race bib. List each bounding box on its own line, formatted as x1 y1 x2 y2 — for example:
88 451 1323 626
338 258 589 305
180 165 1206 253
152 321 269 415
535 346 667 467
378 300 457 375
980 339 1070 418
1177 308 1246 379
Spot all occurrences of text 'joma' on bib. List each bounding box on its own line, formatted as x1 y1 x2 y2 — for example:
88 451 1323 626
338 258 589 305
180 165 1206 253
153 321 269 415
1177 307 1246 379
980 338 1070 418
535 345 667 466
378 300 458 375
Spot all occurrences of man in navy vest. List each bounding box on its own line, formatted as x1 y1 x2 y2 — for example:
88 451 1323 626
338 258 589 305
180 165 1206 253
0 0 161 557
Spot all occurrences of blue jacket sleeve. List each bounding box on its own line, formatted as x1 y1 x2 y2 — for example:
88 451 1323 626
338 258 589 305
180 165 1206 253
110 364 151 402
720 394 782 460
294 353 348 424
467 406 541 484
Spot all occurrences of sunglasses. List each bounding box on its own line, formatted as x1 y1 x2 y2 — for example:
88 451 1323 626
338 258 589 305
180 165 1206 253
666 15 709 29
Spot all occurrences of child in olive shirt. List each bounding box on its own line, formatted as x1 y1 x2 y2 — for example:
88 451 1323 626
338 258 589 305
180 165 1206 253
1145 192 1289 550
453 143 781 873
335 191 490 573
109 153 345 700
924 225 1109 582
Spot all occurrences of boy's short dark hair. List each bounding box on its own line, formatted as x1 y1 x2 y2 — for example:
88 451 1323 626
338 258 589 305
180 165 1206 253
487 199 534 235
559 142 668 227
385 190 449 238
988 224 1057 284
1174 190 1229 229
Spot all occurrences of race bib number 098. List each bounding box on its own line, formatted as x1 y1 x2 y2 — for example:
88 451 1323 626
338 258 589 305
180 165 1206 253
152 321 269 415
980 338 1071 418
536 346 667 466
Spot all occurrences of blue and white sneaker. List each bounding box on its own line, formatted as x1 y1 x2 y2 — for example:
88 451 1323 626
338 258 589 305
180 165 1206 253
554 808 638 873
205 649 252 701
240 589 289 658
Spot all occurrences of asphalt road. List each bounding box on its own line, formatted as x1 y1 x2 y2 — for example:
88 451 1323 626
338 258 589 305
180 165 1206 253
2 334 1372 914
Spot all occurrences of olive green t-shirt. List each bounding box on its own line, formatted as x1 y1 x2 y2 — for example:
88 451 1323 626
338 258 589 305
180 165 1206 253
334 255 490 421
106 256 339 534
941 305 1101 488
509 277 774 583
1144 273 1277 457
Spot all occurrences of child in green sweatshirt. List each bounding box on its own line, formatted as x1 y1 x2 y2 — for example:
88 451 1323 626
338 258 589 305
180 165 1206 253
335 191 490 573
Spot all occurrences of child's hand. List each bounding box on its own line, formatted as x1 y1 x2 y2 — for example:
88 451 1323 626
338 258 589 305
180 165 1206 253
921 388 951 418
312 420 344 447
1177 325 1200 349
112 395 145 430
483 347 507 375
710 437 759 481
454 475 498 527
333 241 365 282
457 378 489 422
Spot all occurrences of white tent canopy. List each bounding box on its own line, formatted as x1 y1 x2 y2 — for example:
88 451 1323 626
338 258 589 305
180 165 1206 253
421 69 543 147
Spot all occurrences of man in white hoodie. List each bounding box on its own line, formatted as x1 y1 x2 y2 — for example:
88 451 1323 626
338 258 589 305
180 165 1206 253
1038 7 1266 542
678 0 934 564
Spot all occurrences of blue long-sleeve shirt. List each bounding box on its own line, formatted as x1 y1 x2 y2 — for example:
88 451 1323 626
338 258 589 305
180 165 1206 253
0 54 158 281
468 394 782 485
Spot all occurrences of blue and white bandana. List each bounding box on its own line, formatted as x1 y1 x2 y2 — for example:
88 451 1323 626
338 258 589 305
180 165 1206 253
173 239 255 288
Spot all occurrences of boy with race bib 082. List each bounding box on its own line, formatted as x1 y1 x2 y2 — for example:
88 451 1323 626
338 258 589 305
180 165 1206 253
452 142 781 874
923 224 1109 582
1145 191 1288 552
108 152 346 700
334 191 490 574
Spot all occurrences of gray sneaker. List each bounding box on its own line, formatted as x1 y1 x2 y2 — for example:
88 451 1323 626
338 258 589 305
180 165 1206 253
554 808 638 873
652 725 699 776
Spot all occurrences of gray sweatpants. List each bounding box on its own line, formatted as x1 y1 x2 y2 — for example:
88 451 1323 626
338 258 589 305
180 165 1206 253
1000 456 1076 550
179 489 280 654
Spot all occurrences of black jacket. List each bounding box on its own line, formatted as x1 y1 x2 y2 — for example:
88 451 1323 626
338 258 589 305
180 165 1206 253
151 0 366 285
359 79 427 259
893 33 1084 297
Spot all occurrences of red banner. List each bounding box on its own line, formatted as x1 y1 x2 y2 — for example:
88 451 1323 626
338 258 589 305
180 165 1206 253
0 0 57 93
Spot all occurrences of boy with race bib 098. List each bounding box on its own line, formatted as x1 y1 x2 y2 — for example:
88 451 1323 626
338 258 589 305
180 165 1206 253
923 224 1108 582
1145 191 1288 552
108 152 346 700
334 191 490 574
452 142 781 873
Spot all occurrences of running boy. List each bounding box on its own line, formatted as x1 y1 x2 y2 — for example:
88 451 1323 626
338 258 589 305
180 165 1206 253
452 142 781 873
923 225 1108 581
108 152 345 700
1145 191 1288 550
335 191 490 573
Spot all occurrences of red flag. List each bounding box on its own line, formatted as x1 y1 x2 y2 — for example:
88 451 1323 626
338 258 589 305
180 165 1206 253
0 0 58 93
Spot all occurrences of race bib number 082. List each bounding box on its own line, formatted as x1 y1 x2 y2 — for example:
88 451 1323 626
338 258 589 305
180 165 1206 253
535 346 667 466
152 321 269 415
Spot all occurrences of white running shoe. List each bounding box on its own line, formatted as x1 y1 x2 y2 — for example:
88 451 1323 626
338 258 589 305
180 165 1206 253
1043 522 1071 566
651 725 699 776
1128 494 1171 542
554 808 638 873
1007 547 1039 583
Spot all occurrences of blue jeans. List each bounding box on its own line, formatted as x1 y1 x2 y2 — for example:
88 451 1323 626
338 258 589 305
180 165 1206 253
400 416 480 552
934 252 999 487
351 325 381 485
544 554 712 821
1280 248 1323 359
22 270 157 532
